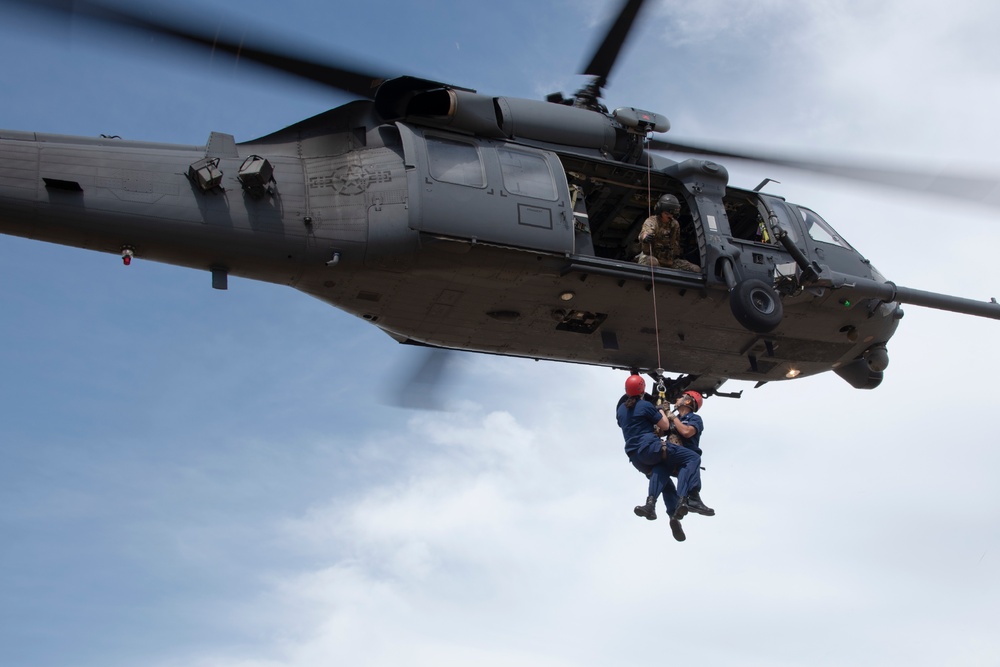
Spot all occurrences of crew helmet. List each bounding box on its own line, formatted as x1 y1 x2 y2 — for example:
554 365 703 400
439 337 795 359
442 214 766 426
625 374 646 397
682 390 704 411
654 194 681 215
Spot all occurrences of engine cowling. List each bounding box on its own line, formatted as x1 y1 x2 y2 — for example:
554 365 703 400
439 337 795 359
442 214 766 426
373 76 639 158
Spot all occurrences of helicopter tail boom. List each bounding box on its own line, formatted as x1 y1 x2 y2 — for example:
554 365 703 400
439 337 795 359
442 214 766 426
0 130 313 287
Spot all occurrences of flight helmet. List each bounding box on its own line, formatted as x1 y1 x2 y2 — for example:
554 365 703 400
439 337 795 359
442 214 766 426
654 194 681 215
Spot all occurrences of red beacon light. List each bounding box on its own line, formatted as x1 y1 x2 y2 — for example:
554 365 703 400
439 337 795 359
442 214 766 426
121 247 134 266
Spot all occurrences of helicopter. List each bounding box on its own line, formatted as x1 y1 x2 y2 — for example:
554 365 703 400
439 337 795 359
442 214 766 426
1 0 998 400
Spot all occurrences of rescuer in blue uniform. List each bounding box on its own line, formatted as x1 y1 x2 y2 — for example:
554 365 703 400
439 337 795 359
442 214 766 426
616 374 703 542
663 391 715 515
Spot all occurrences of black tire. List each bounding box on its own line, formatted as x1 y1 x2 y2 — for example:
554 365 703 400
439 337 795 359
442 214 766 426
730 278 783 333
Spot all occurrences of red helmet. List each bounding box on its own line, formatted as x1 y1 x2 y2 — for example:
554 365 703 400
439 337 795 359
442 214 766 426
682 390 704 411
625 374 646 397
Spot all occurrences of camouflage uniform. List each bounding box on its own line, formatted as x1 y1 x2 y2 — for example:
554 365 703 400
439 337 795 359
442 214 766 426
635 214 700 273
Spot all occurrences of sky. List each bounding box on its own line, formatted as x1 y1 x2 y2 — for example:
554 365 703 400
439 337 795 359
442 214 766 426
1 1 1000 666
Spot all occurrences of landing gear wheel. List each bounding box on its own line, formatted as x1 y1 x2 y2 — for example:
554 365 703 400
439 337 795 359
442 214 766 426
730 278 783 333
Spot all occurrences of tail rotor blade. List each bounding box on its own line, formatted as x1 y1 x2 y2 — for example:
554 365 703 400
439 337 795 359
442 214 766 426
388 348 456 411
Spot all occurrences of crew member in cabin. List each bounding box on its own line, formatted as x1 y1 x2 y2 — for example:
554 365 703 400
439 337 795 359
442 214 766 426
635 194 700 273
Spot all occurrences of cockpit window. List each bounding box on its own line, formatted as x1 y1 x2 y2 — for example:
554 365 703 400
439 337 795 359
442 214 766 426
797 206 852 249
427 136 486 187
498 148 557 201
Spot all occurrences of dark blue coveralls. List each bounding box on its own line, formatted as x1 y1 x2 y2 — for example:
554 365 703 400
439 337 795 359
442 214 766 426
671 411 705 497
674 412 704 454
616 397 703 517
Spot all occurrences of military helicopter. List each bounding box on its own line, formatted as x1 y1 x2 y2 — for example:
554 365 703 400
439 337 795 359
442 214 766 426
1 0 998 400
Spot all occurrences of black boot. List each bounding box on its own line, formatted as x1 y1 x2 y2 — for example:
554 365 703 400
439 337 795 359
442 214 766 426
685 494 716 517
634 496 657 520
669 518 686 542
673 497 689 520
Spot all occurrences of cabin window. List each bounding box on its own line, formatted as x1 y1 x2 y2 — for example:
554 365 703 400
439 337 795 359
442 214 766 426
498 148 557 201
723 194 769 243
760 196 799 243
797 206 852 249
427 136 486 187
763 197 798 243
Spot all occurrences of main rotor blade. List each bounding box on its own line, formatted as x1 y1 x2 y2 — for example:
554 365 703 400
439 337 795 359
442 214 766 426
648 137 1000 206
3 0 389 99
582 0 648 85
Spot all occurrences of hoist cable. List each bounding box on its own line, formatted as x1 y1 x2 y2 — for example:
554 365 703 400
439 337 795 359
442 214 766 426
644 141 663 370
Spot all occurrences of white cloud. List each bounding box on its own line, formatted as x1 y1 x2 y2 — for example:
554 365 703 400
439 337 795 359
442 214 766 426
145 346 1000 666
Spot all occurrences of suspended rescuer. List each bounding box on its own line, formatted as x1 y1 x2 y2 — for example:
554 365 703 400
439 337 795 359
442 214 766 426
635 194 700 273
615 374 704 542
660 391 714 515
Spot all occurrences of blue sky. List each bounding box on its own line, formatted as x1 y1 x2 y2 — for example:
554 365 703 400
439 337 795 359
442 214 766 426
2 1 1000 666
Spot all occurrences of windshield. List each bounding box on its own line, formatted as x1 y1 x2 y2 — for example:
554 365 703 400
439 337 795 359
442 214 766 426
794 206 853 250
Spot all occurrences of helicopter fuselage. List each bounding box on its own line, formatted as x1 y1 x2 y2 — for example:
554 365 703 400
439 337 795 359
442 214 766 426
0 97 905 393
